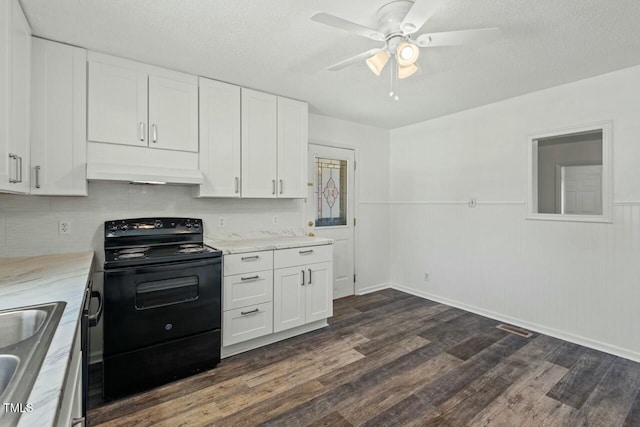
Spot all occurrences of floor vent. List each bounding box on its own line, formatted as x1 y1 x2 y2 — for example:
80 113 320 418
497 324 533 338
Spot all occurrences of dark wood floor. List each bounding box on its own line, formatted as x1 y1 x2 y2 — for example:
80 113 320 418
88 289 640 426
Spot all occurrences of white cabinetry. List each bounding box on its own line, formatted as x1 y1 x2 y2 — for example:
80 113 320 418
195 77 241 197
56 320 83 427
222 251 274 346
240 88 308 199
277 97 308 198
0 0 31 193
31 38 88 196
221 244 333 353
88 53 198 153
274 246 333 333
241 88 278 198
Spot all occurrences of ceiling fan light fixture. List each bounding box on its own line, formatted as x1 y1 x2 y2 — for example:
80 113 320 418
396 41 419 66
398 63 418 79
365 50 390 76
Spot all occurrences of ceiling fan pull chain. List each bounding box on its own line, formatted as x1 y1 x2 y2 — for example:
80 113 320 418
390 56 400 101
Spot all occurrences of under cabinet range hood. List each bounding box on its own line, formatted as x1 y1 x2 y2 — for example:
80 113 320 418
86 141 203 185
87 163 204 185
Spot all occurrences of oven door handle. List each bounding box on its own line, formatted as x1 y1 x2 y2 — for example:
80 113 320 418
88 290 103 327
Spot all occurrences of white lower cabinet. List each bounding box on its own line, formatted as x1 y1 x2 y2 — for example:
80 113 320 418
223 302 273 347
221 244 333 350
57 321 83 427
274 261 333 333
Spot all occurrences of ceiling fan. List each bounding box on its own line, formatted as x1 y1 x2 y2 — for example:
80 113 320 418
311 0 499 81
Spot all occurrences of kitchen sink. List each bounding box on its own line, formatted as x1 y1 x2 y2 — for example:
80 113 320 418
0 302 66 427
0 355 20 397
0 308 48 348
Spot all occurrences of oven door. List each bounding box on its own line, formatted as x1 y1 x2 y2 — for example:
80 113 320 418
103 258 221 356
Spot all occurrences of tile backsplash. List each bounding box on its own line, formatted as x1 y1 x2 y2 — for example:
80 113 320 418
0 181 305 262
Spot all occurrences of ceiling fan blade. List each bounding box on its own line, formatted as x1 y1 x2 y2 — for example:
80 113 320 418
400 0 445 34
311 12 385 41
415 27 501 47
327 48 383 71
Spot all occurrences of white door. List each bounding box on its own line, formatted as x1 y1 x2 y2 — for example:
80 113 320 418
273 266 306 332
148 75 198 152
31 38 87 196
307 144 356 299
561 165 602 215
88 61 148 147
277 97 308 198
196 77 241 197
8 0 30 193
241 88 277 198
305 262 333 322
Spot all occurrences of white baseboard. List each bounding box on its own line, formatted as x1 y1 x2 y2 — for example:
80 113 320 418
356 282 392 295
221 320 328 358
389 282 640 364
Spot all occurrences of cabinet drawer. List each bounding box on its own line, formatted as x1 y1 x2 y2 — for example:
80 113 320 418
223 270 273 310
223 302 273 346
224 251 273 276
274 245 332 269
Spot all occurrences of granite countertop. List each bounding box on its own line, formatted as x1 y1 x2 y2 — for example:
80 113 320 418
205 230 332 254
0 251 94 427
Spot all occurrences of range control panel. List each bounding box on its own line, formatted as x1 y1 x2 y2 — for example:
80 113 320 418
105 218 202 236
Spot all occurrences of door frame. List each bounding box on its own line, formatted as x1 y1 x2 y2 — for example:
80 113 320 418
308 140 359 295
554 161 601 214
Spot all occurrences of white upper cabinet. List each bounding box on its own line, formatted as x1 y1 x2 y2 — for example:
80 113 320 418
241 88 278 198
277 97 308 198
148 75 198 152
239 88 308 199
87 53 198 153
195 77 241 197
0 0 31 194
88 61 148 148
31 38 87 196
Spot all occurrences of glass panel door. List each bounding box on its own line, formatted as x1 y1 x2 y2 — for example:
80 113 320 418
315 157 348 227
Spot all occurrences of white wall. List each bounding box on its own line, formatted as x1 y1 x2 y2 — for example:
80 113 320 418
309 113 391 293
389 65 640 361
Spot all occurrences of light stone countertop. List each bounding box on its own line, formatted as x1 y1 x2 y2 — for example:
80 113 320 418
0 251 94 427
205 230 332 254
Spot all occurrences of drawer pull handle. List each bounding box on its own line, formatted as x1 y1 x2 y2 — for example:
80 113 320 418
241 308 260 316
299 249 314 255
240 275 259 281
241 255 260 261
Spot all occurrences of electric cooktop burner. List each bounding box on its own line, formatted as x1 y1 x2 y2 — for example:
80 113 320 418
117 252 147 260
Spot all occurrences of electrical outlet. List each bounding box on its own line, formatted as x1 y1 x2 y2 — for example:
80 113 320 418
218 217 225 228
273 216 278 225
59 220 71 235
424 273 429 281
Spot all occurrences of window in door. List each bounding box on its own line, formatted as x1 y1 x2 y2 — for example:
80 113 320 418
315 157 347 227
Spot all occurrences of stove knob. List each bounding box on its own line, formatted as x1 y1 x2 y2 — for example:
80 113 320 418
109 223 118 232
154 220 163 229
185 222 192 228
120 224 129 231
193 222 200 229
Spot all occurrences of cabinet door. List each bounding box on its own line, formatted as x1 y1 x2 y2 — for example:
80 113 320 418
31 38 87 196
305 262 333 323
277 97 308 198
88 61 148 147
7 0 30 193
273 266 306 332
0 0 11 191
196 77 241 197
241 88 277 198
148 75 198 152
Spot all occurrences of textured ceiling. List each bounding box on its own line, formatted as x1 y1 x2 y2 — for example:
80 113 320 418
20 0 640 129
